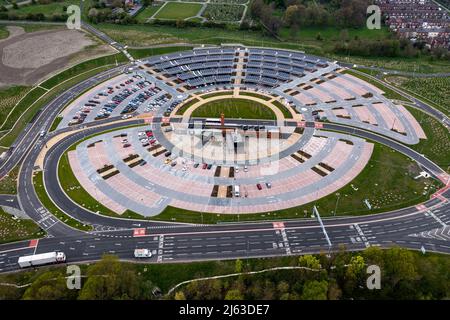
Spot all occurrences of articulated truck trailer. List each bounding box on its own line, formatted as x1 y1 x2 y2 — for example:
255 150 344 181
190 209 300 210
18 252 66 268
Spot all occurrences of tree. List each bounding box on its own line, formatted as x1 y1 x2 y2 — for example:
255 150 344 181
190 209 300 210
78 255 140 300
301 280 328 300
250 0 264 19
346 255 366 280
383 247 417 287
299 255 321 270
235 259 243 273
23 271 76 300
174 291 186 300
225 289 244 300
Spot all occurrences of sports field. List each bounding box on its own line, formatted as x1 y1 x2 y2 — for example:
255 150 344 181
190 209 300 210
154 2 202 20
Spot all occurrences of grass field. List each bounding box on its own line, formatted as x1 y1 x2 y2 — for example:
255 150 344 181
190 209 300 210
154 2 202 20
0 86 31 130
191 98 277 120
8 1 78 18
386 76 450 117
406 106 450 172
33 171 92 231
0 165 19 194
127 46 193 59
135 5 161 23
0 208 44 244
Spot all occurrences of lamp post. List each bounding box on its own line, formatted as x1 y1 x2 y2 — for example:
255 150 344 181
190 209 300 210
334 192 341 217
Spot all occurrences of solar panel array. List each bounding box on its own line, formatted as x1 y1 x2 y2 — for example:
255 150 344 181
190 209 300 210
144 47 330 89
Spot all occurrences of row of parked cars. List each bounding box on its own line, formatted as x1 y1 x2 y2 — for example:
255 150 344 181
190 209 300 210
164 100 182 116
96 78 152 120
138 130 158 148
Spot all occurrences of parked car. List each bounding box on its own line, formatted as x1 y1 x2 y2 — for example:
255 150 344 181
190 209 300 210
265 182 272 189
256 183 262 190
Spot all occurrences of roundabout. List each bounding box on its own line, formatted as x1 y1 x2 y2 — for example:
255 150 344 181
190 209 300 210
0 45 449 273
50 46 444 220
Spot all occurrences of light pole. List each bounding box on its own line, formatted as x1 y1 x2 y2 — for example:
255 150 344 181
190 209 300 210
334 192 341 216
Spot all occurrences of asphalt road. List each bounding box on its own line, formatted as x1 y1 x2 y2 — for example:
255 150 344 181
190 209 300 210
0 32 448 273
1 115 448 273
0 66 126 180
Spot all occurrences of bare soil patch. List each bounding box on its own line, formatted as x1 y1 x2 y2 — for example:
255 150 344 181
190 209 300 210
0 28 103 88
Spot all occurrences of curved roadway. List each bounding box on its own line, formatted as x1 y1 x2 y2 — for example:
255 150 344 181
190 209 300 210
0 50 449 273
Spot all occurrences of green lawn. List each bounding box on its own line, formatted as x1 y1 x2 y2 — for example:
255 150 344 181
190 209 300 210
0 208 44 244
0 86 31 130
135 5 161 23
191 98 276 120
49 116 63 132
9 1 77 18
127 46 193 60
387 76 450 117
0 25 9 39
0 165 19 194
406 106 450 172
33 171 92 231
154 2 202 20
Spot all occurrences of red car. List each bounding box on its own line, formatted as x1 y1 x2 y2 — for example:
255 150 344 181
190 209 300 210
202 163 208 169
256 183 262 190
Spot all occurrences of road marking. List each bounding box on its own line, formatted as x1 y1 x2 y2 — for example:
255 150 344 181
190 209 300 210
353 224 370 248
28 239 39 248
426 210 447 228
133 228 146 237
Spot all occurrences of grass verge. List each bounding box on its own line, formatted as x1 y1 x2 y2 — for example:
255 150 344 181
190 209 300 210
0 165 19 194
49 116 63 132
406 106 450 172
33 171 92 231
127 46 193 60
0 208 45 245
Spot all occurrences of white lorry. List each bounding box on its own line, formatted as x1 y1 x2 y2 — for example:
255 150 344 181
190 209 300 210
18 251 66 268
134 249 152 258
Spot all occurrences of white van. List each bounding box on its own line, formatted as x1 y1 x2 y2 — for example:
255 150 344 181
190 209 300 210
234 185 240 197
134 249 152 258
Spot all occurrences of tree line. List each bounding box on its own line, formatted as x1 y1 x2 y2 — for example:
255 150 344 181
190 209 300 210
0 247 448 300
250 0 372 35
